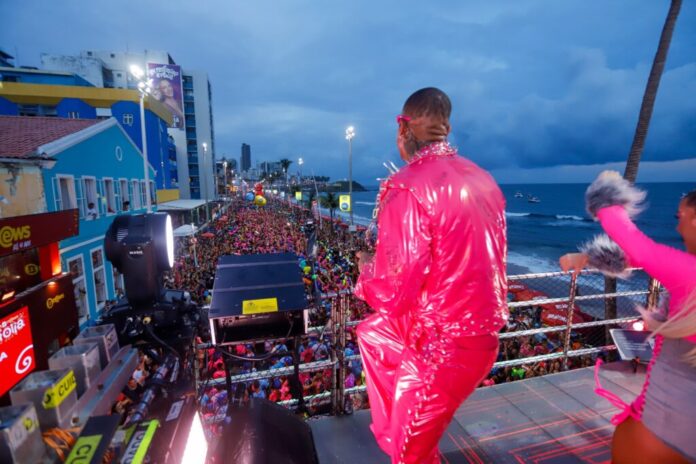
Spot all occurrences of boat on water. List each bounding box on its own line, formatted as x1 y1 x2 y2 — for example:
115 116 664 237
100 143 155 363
527 194 540 203
514 191 524 198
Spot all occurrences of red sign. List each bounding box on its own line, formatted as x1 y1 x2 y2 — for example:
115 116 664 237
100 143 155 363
0 306 36 395
0 209 79 257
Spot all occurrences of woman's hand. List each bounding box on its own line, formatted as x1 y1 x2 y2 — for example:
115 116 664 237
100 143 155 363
559 252 589 276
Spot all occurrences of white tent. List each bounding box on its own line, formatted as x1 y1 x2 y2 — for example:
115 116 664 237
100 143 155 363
173 223 197 237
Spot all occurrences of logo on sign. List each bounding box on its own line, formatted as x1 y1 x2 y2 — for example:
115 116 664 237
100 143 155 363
24 263 39 276
0 225 31 249
46 293 65 309
0 307 35 396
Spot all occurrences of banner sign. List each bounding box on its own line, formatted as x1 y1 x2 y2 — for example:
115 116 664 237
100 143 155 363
0 209 79 258
0 306 36 396
339 195 351 212
147 63 185 129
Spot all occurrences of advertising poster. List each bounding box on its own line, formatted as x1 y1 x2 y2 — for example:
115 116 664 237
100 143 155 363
0 306 36 395
339 194 351 212
147 63 185 129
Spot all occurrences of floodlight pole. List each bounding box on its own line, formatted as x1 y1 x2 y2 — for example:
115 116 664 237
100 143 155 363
138 89 152 212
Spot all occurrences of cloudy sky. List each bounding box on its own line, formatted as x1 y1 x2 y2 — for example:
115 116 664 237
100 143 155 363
2 1 695 184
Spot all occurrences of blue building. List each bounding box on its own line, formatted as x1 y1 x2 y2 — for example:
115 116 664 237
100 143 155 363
0 116 158 326
0 74 179 202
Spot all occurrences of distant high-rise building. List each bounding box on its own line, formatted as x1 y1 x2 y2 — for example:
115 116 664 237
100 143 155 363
40 49 216 201
241 143 251 172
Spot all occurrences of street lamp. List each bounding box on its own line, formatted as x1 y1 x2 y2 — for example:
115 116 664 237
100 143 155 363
129 64 153 213
298 157 304 184
345 126 355 225
223 160 228 199
201 142 210 221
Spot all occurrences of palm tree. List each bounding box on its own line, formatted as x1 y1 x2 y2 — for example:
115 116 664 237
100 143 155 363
623 0 682 183
279 158 293 193
306 190 317 214
320 192 340 222
605 0 682 343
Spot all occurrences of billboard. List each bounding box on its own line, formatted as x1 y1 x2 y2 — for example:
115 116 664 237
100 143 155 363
0 306 36 396
339 195 351 212
147 63 185 129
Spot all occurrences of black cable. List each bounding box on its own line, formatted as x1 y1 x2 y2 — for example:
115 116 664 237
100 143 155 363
144 323 180 360
217 318 295 362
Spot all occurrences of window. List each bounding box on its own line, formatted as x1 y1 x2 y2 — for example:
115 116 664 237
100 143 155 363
149 180 156 205
82 176 98 220
104 178 116 214
96 108 112 119
67 111 79 119
116 72 122 77
53 175 77 211
131 180 141 210
119 179 130 211
110 53 116 58
112 266 125 299
91 248 107 311
67 256 89 324
122 113 134 126
140 180 147 208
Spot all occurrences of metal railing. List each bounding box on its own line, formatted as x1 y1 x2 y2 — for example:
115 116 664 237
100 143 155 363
196 268 660 416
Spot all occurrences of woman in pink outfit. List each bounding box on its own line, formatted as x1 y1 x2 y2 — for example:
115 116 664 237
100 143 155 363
355 88 508 464
561 172 696 464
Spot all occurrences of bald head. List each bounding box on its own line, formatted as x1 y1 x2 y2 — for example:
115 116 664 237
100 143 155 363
403 87 452 122
398 88 452 157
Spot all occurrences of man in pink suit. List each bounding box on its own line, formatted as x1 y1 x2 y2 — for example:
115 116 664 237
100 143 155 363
355 88 508 464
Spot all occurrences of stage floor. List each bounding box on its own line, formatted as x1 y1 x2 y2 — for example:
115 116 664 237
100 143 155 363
310 362 645 463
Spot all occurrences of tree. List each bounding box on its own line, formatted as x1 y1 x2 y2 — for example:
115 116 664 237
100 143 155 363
623 0 682 183
306 190 316 211
605 0 682 346
279 158 293 191
320 192 340 222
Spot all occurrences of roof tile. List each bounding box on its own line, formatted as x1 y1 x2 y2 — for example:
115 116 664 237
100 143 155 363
0 116 100 160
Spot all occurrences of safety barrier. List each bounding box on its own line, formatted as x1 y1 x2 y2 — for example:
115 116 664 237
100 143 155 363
196 269 660 416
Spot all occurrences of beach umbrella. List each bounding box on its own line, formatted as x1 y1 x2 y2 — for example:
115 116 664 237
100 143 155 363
507 282 529 293
540 302 586 326
513 289 547 302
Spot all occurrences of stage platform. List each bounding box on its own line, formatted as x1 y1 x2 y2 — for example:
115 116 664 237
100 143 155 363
310 362 645 463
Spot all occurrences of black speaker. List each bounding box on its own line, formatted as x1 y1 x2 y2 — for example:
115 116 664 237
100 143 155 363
207 399 319 464
208 253 308 344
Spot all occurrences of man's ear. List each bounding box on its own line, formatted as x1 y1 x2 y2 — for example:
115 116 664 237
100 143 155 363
398 122 410 138
444 121 451 136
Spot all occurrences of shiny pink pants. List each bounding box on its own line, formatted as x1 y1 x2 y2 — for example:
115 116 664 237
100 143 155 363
357 314 498 464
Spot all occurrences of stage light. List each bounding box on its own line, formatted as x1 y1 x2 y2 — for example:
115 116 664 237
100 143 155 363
181 412 207 464
104 213 174 307
165 214 174 268
632 320 645 331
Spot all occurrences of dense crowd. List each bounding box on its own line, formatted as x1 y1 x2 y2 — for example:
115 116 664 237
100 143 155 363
169 195 600 433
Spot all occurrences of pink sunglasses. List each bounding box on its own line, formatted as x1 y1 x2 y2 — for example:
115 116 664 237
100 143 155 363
396 114 411 124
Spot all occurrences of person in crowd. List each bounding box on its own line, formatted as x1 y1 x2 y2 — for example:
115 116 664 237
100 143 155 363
354 88 508 464
560 172 696 463
86 202 98 220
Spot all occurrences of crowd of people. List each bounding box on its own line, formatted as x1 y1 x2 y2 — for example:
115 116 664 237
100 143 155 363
167 197 373 432
169 195 600 434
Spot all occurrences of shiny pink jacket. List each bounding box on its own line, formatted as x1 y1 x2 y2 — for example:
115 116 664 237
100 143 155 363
355 142 508 337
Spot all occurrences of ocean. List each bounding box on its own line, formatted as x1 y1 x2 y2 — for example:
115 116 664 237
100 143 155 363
326 182 694 274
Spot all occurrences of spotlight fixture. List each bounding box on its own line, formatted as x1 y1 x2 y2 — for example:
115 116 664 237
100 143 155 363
104 213 174 307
